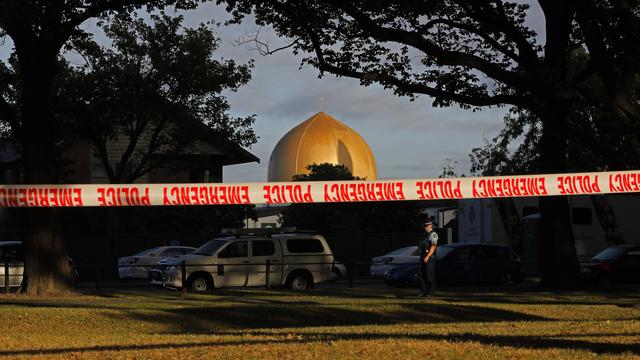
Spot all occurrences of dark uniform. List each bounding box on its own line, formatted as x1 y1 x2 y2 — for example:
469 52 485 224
418 229 438 296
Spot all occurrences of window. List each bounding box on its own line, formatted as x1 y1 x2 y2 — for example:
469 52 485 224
435 246 454 260
182 248 195 255
218 241 248 258
482 246 512 260
572 207 592 225
473 247 490 260
195 240 227 256
286 239 324 253
593 246 628 261
163 248 183 257
133 247 162 257
252 240 275 257
450 247 473 262
387 246 414 256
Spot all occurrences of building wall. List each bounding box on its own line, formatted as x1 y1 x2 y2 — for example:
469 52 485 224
604 195 640 246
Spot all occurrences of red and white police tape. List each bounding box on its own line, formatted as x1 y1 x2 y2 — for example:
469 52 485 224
0 170 639 207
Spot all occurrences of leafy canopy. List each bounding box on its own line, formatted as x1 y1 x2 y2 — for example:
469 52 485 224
282 163 426 233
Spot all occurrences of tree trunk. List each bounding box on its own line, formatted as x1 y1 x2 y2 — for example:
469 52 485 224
535 1 580 288
17 41 73 295
538 102 579 288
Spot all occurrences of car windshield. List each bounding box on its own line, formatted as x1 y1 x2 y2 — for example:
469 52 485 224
593 246 629 261
132 247 162 257
386 246 414 256
194 239 227 256
436 246 455 260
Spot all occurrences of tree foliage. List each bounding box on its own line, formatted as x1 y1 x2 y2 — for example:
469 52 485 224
0 0 202 294
291 163 362 182
471 49 640 176
223 1 639 123
54 13 256 183
281 163 426 233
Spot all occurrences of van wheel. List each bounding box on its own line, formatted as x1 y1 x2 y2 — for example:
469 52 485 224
287 272 311 290
188 274 212 293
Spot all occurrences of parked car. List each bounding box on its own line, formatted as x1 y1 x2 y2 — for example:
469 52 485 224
149 229 335 292
1 241 79 289
118 246 196 279
383 243 525 286
0 241 24 289
580 244 640 284
370 246 420 277
330 261 348 281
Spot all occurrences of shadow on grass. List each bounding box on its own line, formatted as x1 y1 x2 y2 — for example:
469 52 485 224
108 301 545 334
2 330 639 357
406 285 640 306
0 299 127 311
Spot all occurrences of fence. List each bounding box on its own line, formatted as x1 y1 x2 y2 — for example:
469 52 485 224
2 231 429 293
1 258 424 293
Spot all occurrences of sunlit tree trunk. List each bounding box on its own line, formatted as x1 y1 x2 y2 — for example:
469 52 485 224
16 38 73 295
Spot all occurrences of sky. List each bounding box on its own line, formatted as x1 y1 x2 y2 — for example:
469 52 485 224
1 2 545 183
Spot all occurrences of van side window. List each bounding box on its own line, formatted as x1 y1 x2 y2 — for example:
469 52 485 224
286 239 324 253
252 240 275 257
218 241 248 258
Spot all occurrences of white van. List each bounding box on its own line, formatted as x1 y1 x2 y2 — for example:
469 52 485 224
150 230 335 292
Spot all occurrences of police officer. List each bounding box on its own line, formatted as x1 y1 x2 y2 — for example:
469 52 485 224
418 219 438 297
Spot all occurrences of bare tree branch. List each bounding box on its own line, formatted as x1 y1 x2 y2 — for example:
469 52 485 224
423 18 520 62
235 28 298 56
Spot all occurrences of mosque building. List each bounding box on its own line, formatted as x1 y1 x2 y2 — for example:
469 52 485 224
267 111 377 182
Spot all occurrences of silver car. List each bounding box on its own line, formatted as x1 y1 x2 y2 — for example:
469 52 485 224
370 246 419 277
1 241 79 289
0 241 24 289
118 246 196 279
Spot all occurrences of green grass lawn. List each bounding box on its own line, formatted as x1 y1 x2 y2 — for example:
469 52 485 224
1 285 639 359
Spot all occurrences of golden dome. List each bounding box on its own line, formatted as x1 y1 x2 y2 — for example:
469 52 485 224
268 112 377 182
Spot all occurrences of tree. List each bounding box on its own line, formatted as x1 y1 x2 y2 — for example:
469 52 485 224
439 159 462 179
471 49 640 176
58 13 256 184
282 163 426 233
222 0 640 287
44 13 256 265
291 163 361 182
0 0 200 295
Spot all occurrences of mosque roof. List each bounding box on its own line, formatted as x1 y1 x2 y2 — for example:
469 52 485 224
267 111 377 182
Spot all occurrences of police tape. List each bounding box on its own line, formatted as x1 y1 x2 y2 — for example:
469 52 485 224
0 170 639 207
